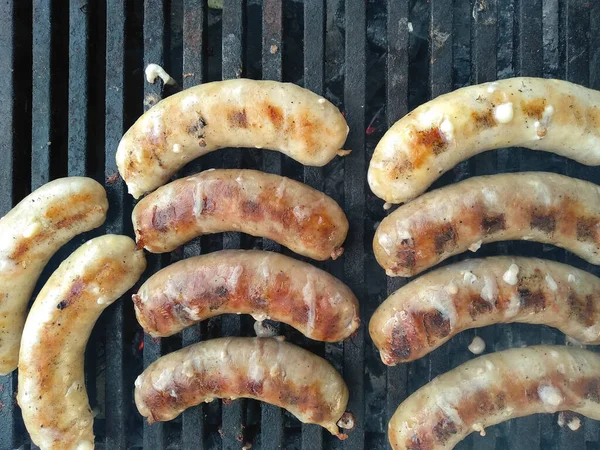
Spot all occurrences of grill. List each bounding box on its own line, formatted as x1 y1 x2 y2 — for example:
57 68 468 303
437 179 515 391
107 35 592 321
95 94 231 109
1 0 599 449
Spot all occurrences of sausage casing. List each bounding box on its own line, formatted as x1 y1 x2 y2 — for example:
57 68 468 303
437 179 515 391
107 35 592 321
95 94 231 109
133 169 349 260
117 79 349 198
133 249 359 341
17 235 146 450
369 77 600 204
134 337 349 436
370 257 600 365
0 177 108 375
389 346 600 449
374 172 600 277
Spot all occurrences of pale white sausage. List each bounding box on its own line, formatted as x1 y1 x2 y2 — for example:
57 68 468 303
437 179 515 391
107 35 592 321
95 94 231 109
0 177 107 375
369 78 600 204
117 79 349 198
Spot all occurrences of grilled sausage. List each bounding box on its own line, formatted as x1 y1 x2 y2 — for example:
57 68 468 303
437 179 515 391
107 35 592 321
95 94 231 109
369 77 600 204
374 172 600 277
133 249 359 341
132 169 349 260
17 235 146 450
134 337 349 437
0 177 108 375
116 79 349 198
389 346 600 449
370 257 600 365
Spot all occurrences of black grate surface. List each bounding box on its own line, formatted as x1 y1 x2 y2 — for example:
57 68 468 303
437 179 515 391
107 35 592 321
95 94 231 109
1 1 600 449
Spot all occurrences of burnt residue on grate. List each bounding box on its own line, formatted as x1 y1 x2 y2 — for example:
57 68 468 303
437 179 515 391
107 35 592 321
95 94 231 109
0 1 599 450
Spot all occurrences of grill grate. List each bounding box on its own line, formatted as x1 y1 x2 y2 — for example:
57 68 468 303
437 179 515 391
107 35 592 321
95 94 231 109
1 1 600 449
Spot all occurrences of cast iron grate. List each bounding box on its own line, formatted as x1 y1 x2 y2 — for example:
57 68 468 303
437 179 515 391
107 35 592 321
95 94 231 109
0 1 599 449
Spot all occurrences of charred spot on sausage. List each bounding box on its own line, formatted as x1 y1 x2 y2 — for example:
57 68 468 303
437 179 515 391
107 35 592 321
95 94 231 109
241 200 262 218
481 214 506 234
395 246 416 272
228 109 248 128
187 115 207 139
470 296 493 319
569 292 596 327
420 309 451 344
518 288 546 312
390 326 412 360
433 416 458 443
530 211 556 234
584 379 600 402
56 279 85 310
434 224 458 254
414 127 447 155
576 217 597 242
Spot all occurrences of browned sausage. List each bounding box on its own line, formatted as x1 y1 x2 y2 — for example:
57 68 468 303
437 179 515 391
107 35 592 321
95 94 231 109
389 346 600 449
17 235 146 450
133 249 359 342
132 169 349 260
374 172 600 277
370 256 600 365
134 337 350 437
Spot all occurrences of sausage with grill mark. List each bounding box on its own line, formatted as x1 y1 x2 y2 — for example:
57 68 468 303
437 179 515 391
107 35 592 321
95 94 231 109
133 249 359 342
374 172 600 277
134 337 350 437
133 169 349 261
389 346 600 449
17 235 146 450
369 78 600 204
117 79 349 198
370 256 600 365
0 177 108 375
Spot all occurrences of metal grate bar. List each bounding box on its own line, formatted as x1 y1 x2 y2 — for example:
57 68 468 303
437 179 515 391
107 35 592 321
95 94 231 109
516 0 543 77
220 1 245 448
142 1 167 448
516 2 550 449
260 1 284 447
32 0 52 189
181 2 207 449
0 1 18 448
68 1 89 177
384 2 410 445
468 2 499 448
104 0 129 448
343 0 366 448
301 1 326 448
587 2 600 445
69 2 99 443
561 2 591 448
426 0 453 384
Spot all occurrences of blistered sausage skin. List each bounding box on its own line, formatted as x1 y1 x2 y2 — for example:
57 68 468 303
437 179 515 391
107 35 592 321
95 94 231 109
133 250 359 341
133 169 349 260
370 257 600 365
0 177 108 375
116 79 349 198
389 346 600 450
17 235 146 450
369 77 600 204
134 337 349 437
374 172 600 277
